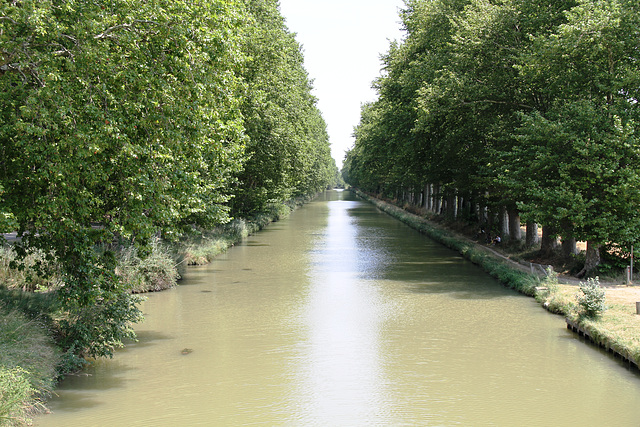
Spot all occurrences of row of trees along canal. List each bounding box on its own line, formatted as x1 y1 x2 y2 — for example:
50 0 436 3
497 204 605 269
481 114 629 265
342 0 640 279
0 0 340 365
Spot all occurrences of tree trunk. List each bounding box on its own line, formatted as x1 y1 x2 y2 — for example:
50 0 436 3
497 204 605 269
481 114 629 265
498 207 509 240
541 225 560 256
525 222 539 247
457 196 465 219
561 236 578 257
424 184 432 211
477 202 488 225
508 208 521 242
446 193 457 218
434 184 442 214
577 241 601 278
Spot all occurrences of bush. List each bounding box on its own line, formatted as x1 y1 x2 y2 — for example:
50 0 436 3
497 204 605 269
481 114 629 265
576 277 607 318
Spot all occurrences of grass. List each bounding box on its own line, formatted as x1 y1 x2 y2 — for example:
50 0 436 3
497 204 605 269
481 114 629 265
536 279 640 366
116 241 180 293
0 305 60 426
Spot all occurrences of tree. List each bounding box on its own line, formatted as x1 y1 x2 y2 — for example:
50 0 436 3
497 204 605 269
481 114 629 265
510 0 640 276
233 0 335 216
0 0 247 360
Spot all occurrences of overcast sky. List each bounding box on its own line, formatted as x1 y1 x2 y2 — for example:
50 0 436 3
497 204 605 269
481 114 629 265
278 0 406 168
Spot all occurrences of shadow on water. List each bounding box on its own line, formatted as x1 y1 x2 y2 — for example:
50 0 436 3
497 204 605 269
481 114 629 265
243 241 270 247
407 281 516 300
120 330 172 352
48 394 105 413
557 332 640 375
55 365 134 395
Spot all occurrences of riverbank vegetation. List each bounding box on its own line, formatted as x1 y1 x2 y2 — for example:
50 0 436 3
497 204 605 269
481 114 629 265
0 305 58 426
354 189 640 368
343 0 640 280
0 0 338 422
342 0 640 369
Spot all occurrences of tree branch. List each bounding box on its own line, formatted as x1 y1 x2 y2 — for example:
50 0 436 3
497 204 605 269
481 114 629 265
94 20 160 40
0 16 18 25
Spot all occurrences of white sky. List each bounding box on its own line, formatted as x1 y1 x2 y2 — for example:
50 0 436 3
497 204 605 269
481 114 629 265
278 0 406 169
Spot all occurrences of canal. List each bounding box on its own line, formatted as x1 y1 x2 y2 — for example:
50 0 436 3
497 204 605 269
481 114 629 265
38 190 640 425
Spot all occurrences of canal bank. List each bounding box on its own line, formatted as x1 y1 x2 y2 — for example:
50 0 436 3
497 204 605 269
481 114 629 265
352 188 640 369
0 197 312 425
37 189 640 426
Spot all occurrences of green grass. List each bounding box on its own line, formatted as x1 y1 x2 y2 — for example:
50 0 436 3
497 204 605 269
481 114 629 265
0 305 60 426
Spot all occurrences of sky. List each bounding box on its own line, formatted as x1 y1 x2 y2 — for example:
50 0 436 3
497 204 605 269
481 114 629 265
278 0 406 168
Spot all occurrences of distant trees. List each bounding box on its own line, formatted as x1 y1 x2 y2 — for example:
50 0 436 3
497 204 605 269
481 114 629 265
343 0 640 276
0 0 336 361
233 0 335 215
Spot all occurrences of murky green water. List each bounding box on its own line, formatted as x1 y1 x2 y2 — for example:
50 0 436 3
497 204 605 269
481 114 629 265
38 190 640 426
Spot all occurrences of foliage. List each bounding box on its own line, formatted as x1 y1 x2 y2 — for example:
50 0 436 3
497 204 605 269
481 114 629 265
0 0 246 360
233 0 335 215
0 246 62 293
576 277 607 318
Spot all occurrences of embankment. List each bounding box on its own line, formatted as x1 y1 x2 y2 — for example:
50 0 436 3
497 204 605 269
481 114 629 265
0 196 311 425
352 189 640 369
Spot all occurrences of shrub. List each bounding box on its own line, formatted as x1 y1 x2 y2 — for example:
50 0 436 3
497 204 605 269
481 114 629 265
576 277 607 318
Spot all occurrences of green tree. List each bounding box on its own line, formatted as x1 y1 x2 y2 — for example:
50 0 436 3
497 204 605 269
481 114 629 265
510 0 640 275
233 0 335 216
0 0 247 360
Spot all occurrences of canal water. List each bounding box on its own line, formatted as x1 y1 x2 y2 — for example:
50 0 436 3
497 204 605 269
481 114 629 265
38 190 640 426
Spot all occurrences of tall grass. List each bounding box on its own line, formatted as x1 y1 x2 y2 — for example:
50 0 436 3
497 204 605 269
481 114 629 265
0 305 59 426
116 240 180 293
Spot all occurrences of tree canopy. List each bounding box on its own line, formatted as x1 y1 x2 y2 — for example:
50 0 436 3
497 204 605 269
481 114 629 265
1 0 337 361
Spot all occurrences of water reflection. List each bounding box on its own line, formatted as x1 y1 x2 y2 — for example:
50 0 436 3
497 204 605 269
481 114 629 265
299 199 388 424
38 190 640 426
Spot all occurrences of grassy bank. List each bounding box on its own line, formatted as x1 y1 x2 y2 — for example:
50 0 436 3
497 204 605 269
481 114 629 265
0 198 305 425
353 189 640 368
0 305 59 426
353 190 539 296
175 202 295 268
